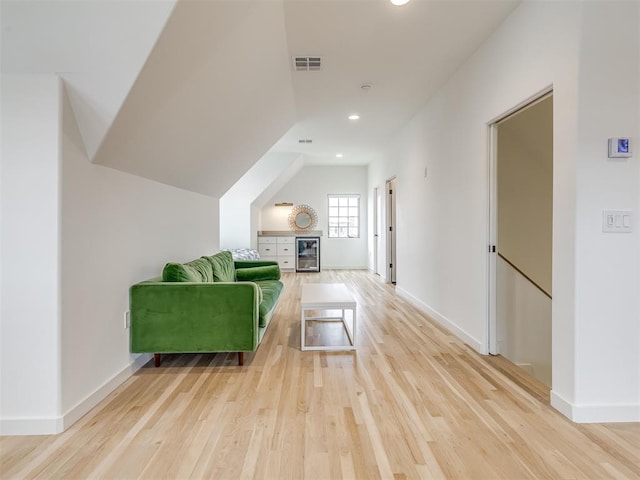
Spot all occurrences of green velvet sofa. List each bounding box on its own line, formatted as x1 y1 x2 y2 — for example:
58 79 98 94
130 251 283 366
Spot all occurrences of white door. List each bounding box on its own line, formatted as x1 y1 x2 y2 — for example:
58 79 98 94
386 178 397 284
373 187 379 275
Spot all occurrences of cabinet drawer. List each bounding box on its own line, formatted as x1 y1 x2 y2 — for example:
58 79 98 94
277 236 295 244
258 245 277 256
277 244 294 255
258 236 277 244
278 256 295 270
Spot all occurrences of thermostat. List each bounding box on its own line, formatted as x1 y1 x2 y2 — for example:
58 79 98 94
608 137 631 158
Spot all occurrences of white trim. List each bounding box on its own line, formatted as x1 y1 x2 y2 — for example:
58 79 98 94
62 353 152 430
0 353 152 436
487 123 498 354
551 390 640 423
396 287 486 354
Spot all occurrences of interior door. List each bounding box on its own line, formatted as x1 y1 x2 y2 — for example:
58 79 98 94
373 187 379 275
386 178 397 284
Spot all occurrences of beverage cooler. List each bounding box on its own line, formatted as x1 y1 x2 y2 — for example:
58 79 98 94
296 237 320 272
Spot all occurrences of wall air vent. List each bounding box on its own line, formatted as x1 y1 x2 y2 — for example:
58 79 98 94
294 56 322 71
298 139 313 144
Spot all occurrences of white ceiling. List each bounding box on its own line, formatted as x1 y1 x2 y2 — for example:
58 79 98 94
275 0 521 165
2 0 521 197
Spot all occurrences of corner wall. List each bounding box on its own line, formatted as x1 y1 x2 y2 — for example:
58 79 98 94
0 77 221 435
60 85 219 427
369 1 639 422
1 75 62 434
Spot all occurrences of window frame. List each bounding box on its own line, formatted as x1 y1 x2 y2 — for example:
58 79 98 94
327 194 360 238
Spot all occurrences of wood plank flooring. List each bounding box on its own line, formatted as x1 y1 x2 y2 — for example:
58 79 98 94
1 270 638 479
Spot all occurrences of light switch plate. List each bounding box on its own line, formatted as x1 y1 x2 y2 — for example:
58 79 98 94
602 210 633 233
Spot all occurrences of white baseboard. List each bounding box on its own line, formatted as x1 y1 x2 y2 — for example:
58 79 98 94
62 353 152 430
0 353 152 436
323 265 368 270
551 390 640 423
395 286 485 354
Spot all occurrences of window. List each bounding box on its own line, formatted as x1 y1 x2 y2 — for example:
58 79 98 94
328 194 360 238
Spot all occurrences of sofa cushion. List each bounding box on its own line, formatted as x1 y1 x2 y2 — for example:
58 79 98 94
235 264 281 282
203 251 236 282
162 257 214 282
254 280 284 327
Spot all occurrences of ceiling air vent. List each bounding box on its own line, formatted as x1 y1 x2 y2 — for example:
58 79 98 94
294 56 321 71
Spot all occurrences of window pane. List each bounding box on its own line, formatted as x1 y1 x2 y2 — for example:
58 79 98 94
328 194 360 238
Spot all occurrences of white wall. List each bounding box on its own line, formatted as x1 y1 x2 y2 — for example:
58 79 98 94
369 1 639 422
571 1 639 422
261 165 368 269
60 86 219 427
0 77 220 435
1 75 62 434
220 152 301 250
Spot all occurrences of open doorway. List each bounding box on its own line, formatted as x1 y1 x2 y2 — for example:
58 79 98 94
386 177 397 284
489 92 553 386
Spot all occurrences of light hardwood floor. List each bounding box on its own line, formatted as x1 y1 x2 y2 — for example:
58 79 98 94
1 270 638 479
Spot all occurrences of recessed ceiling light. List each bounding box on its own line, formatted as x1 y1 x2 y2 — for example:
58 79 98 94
391 0 410 5
348 114 360 121
336 153 344 158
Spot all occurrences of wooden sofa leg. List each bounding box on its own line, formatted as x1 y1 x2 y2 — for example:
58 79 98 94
154 353 161 367
238 352 244 366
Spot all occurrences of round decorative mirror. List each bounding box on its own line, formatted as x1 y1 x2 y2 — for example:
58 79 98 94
288 204 318 233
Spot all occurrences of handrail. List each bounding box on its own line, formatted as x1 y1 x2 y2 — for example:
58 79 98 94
498 252 552 299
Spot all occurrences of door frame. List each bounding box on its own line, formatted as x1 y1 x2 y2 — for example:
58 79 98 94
487 86 553 355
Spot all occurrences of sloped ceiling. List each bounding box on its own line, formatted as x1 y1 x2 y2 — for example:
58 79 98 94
93 0 297 197
2 0 521 199
0 0 177 160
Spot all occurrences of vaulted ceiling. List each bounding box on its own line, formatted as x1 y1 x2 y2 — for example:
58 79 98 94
2 0 520 197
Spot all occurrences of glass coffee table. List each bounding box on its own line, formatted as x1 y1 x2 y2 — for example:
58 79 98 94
300 283 357 351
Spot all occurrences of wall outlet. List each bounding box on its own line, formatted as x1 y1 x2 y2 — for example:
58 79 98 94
124 311 130 329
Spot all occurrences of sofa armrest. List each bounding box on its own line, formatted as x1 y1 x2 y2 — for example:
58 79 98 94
130 281 261 353
235 264 281 282
234 260 278 269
